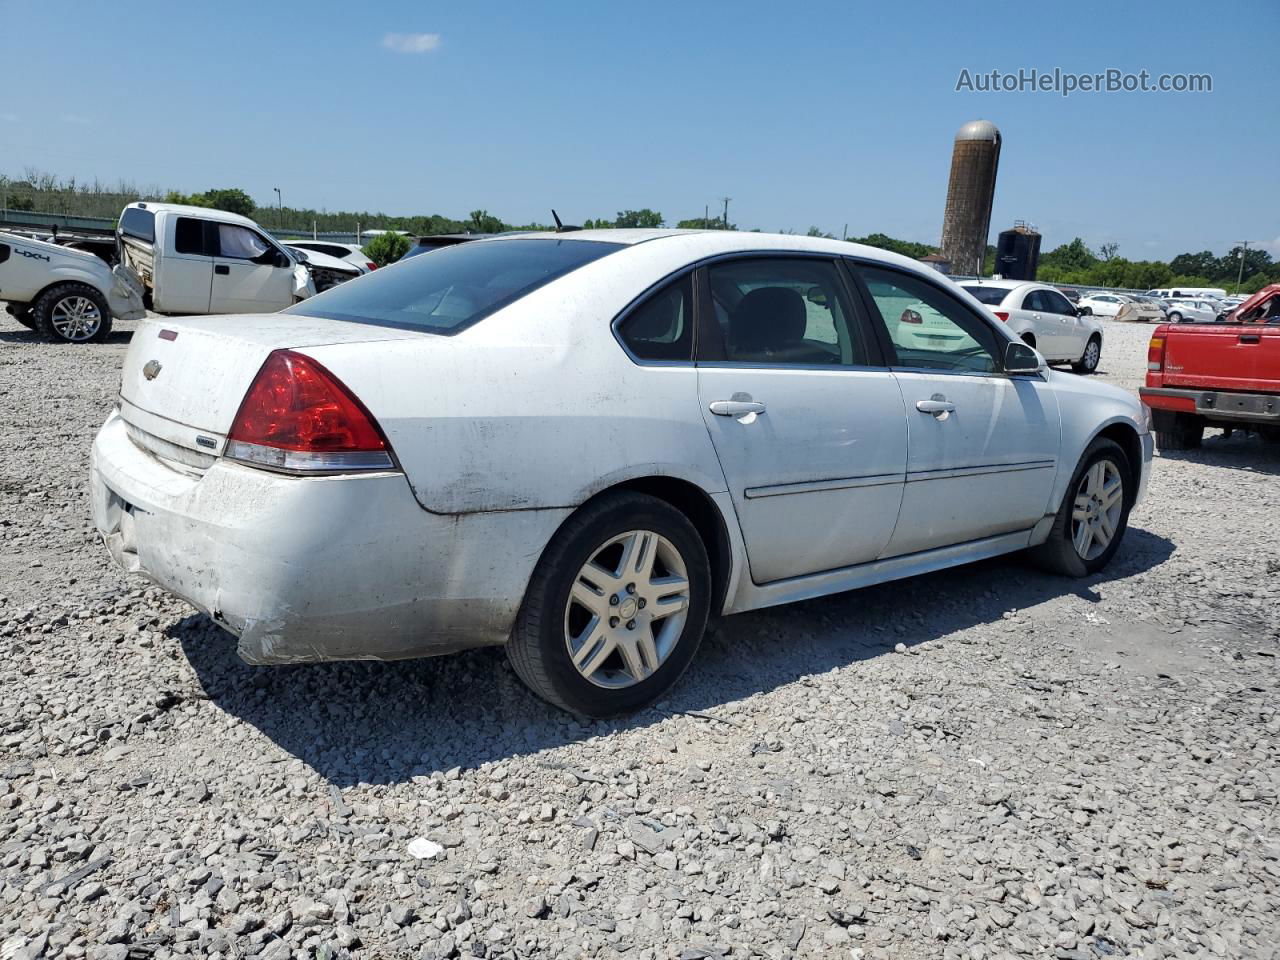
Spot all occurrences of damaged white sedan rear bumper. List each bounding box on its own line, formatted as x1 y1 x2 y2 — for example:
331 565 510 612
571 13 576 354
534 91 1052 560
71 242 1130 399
89 410 566 664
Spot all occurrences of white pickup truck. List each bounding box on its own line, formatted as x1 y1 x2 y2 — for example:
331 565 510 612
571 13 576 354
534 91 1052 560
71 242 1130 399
0 232 145 342
117 202 324 315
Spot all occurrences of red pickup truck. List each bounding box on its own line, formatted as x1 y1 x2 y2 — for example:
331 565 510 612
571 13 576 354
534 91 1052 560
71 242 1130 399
1140 285 1280 450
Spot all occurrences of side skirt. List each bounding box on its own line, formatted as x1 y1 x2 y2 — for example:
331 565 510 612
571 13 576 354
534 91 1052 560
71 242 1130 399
727 529 1036 615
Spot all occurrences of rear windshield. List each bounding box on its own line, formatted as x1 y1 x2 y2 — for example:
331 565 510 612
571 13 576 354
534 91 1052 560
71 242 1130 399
288 237 622 333
960 285 1008 305
119 206 156 243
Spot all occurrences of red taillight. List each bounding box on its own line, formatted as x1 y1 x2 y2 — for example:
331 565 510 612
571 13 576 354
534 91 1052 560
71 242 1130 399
1147 333 1166 373
366 261 377 271
993 311 1009 323
226 350 395 473
899 309 923 324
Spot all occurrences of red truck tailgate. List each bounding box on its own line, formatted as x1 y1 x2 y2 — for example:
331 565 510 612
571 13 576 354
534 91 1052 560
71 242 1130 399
1163 324 1280 391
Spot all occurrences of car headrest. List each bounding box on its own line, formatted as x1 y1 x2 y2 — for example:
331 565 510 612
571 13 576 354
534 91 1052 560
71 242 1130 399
731 287 807 354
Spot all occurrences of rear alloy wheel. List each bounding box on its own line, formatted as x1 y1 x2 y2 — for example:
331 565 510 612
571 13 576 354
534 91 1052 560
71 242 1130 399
508 491 711 716
1029 438 1131 577
33 283 112 343
1167 311 1183 323
1072 335 1101 373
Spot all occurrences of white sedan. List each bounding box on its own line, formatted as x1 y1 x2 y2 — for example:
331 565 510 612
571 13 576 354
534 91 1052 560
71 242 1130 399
282 240 376 273
1076 292 1132 318
958 280 1104 372
1163 298 1218 323
91 231 1152 716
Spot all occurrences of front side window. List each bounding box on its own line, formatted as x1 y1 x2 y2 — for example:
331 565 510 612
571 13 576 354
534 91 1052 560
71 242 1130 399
217 224 272 260
857 265 1000 374
702 258 868 365
286 238 623 335
618 274 693 361
1042 290 1075 314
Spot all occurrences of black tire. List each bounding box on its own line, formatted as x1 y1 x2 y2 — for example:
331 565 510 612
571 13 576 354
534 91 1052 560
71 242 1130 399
1167 311 1183 323
1078 306 1092 316
1154 414 1203 451
1029 438 1132 577
32 282 113 343
1072 334 1102 374
507 491 712 717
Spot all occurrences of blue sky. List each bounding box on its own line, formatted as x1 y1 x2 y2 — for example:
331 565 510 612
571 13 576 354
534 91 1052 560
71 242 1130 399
4 0 1277 260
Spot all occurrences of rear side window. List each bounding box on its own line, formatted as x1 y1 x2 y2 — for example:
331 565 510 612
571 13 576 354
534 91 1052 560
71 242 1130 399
174 217 212 256
1021 290 1046 311
960 285 1008 306
287 238 623 335
618 274 693 362
119 207 155 242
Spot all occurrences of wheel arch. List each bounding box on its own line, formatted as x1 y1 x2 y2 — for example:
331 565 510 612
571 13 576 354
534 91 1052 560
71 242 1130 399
31 277 110 312
1091 421 1143 506
577 476 735 617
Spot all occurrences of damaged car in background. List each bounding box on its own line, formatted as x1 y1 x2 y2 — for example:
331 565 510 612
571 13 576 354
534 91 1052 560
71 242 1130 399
91 230 1152 717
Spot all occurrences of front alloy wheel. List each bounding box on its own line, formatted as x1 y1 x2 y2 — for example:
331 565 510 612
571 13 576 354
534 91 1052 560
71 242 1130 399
508 491 711 716
1029 437 1131 577
1070 459 1123 560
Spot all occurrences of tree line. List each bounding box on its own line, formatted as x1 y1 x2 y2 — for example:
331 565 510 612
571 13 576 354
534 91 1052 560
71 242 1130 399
5 171 1275 293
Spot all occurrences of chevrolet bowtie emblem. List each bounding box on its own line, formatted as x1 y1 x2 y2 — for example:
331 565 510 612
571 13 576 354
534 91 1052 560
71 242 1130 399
143 360 162 380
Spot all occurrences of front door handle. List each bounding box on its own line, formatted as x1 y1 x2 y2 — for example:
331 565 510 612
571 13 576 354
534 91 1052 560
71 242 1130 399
214 264 230 275
709 400 766 417
1239 334 1260 344
916 396 956 418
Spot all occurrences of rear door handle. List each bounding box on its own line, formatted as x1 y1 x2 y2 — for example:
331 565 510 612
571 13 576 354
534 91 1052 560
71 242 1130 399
214 264 230 275
709 400 766 417
1239 334 1260 344
916 397 956 417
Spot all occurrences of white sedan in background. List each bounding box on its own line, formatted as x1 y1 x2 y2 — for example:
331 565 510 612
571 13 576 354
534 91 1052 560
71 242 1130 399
282 240 376 273
1163 298 1218 323
91 231 1151 716
1076 292 1132 318
958 279 1104 372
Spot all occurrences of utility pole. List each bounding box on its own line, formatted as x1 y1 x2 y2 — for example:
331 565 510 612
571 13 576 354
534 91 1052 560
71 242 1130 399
273 187 283 230
704 204 709 230
720 197 731 230
1234 240 1254 294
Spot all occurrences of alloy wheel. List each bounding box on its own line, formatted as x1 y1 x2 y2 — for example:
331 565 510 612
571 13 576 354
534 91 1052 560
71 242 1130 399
563 530 690 689
50 296 102 342
1082 340 1100 370
1071 460 1123 560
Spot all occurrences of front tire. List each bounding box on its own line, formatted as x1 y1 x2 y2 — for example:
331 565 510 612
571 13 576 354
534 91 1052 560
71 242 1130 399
507 491 711 717
1072 335 1101 373
32 283 112 343
1029 438 1131 577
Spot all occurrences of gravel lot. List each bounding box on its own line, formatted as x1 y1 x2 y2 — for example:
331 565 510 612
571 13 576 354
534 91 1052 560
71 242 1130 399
1 314 1277 960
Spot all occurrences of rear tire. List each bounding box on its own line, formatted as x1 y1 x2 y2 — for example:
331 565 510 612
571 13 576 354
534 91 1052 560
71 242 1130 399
507 491 711 717
1167 311 1183 323
1072 335 1101 374
1029 438 1132 577
1078 306 1092 316
32 283 112 343
1154 414 1203 451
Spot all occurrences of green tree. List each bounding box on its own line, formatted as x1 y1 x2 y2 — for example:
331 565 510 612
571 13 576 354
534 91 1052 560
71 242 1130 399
1168 250 1217 278
200 188 256 216
363 232 411 266
1039 238 1097 273
468 209 504 233
613 209 664 228
1098 242 1119 262
849 232 936 260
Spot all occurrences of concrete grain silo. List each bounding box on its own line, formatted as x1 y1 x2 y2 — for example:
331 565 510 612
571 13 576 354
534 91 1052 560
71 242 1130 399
939 120 1001 277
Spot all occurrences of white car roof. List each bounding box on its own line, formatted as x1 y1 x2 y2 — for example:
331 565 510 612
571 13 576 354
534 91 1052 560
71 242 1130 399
125 201 262 229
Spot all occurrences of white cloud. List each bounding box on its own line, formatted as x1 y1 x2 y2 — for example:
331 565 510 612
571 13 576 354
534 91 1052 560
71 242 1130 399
382 32 441 54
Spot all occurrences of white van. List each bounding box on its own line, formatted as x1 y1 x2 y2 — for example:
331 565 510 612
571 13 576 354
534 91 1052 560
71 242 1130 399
118 203 314 315
1145 287 1227 300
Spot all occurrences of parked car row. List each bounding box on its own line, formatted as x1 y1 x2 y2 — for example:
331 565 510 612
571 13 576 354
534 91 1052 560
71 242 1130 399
90 229 1152 716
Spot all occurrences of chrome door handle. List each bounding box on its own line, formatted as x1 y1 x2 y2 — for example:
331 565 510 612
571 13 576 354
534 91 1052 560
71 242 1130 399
709 400 766 417
915 397 956 418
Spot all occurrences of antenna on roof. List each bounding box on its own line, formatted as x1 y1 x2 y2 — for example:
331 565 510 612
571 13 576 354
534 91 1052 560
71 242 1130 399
551 209 581 233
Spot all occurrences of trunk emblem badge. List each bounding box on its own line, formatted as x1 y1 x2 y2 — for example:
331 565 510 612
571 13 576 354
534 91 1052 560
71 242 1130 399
143 360 162 380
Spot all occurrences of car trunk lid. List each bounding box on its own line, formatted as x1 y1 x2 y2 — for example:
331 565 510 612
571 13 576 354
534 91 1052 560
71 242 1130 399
119 314 424 462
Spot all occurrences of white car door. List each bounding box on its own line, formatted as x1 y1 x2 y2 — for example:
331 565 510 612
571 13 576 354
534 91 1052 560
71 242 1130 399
209 224 296 314
157 215 214 314
694 256 908 584
1018 289 1064 358
1039 288 1087 359
854 264 1061 557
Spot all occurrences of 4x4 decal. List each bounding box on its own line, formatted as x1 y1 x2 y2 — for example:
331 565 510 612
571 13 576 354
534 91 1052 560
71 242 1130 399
16 248 51 262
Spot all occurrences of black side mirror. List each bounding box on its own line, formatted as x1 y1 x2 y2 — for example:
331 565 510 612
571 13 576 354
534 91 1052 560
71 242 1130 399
1004 340 1041 374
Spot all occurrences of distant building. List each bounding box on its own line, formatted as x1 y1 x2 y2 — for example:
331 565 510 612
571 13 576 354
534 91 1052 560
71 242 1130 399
940 120 1001 277
918 253 952 275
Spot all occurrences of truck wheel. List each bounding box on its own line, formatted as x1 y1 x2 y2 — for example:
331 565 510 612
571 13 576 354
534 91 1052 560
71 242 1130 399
507 491 711 717
32 283 113 343
1029 438 1131 577
1154 415 1203 451
1072 335 1102 374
